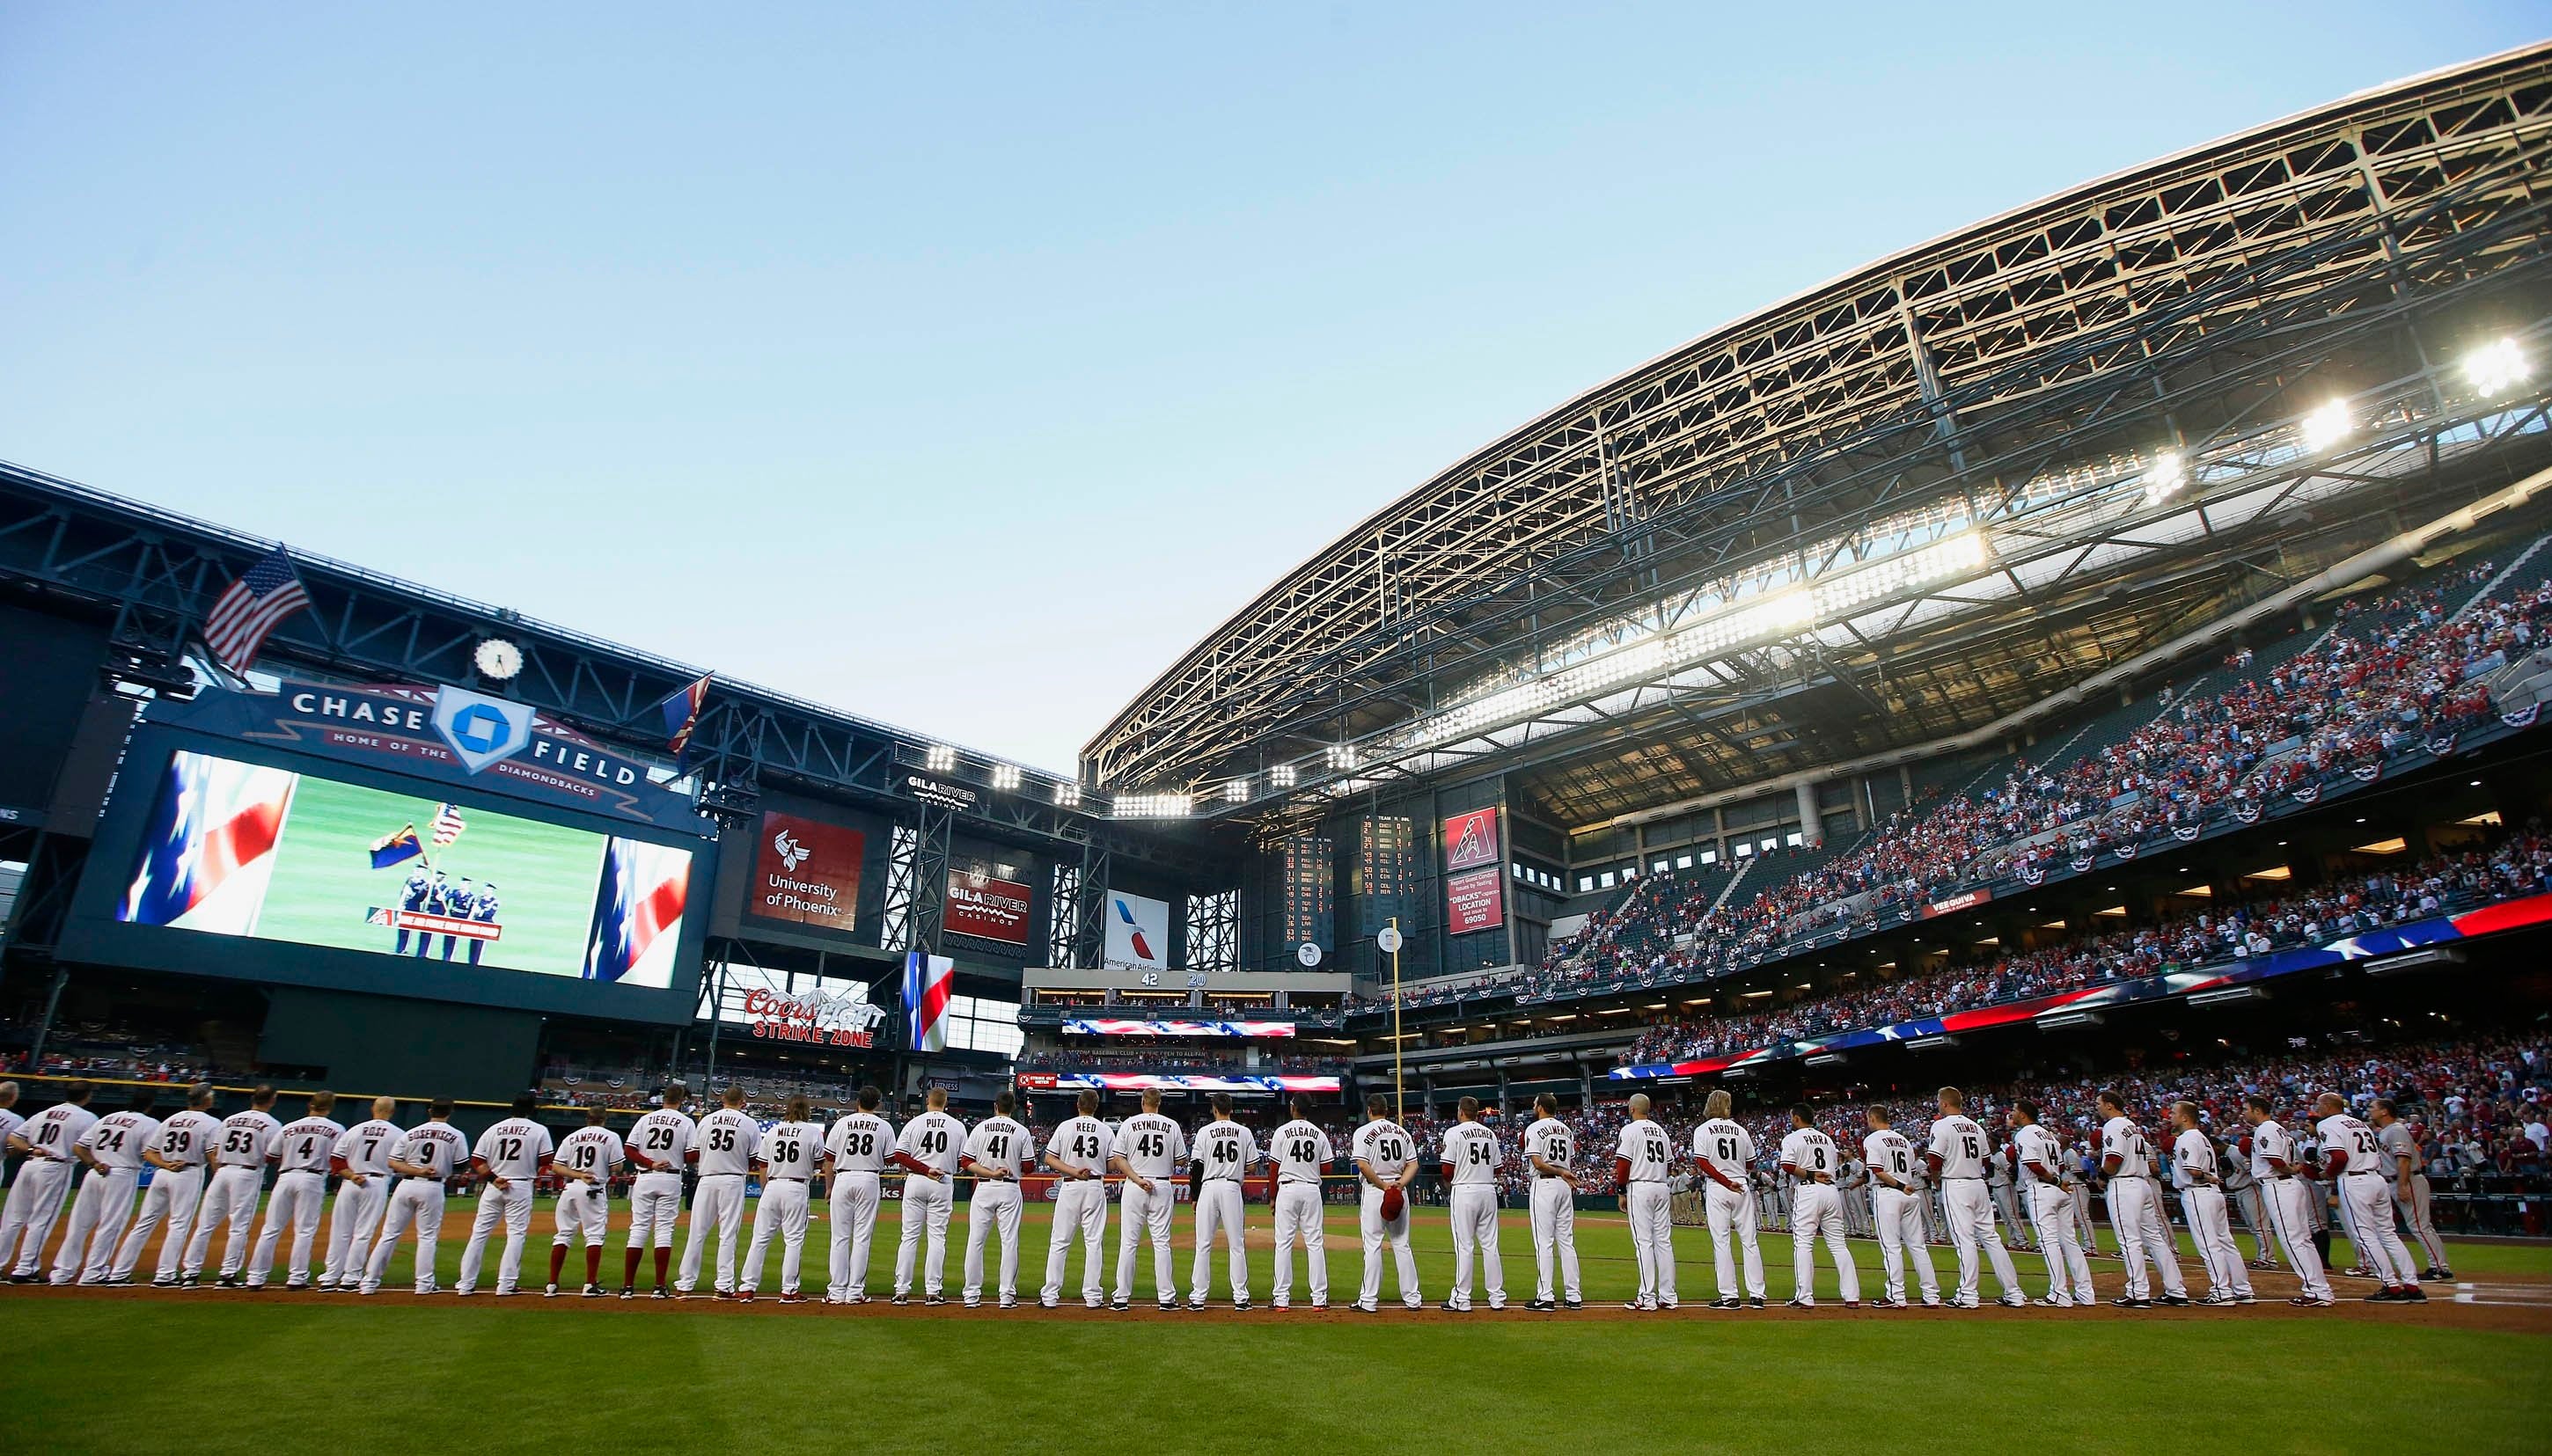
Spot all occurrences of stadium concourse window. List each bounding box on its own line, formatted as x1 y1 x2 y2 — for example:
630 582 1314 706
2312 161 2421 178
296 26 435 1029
942 994 1023 1056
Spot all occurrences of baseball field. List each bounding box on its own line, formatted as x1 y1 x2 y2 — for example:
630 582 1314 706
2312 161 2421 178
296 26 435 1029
3 1197 2544 1453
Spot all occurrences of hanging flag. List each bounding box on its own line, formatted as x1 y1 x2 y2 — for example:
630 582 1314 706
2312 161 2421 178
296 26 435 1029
202 546 312 673
2233 801 2263 824
657 673 714 765
2293 784 2321 804
2350 764 2381 783
429 801 466 847
2173 825 2203 841
369 824 425 869
2116 842 2139 860
2426 732 2460 757
904 951 954 1053
2071 855 2095 874
2504 702 2541 729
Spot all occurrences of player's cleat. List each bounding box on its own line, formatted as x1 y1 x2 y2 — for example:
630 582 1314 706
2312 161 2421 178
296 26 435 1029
582 1284 604 1298
1229 1299 1250 1311
215 1273 244 1289
999 1297 1018 1309
2341 1266 2374 1280
2288 1294 2330 1306
1951 1298 1980 1310
454 1287 476 1298
1998 1294 2028 1308
1624 1299 1657 1311
2246 1257 2277 1270
2158 1293 2190 1306
2110 1296 2150 1308
1436 1300 1468 1313
1109 1298 1127 1311
546 1284 561 1299
963 1299 982 1309
1565 1299 1583 1310
891 1293 910 1306
2363 1287 2403 1303
1708 1296 1742 1310
620 1286 638 1300
1084 1299 1104 1310
150 1277 178 1290
651 1287 673 1300
2033 1296 2070 1308
925 1294 948 1306
5 1273 37 1285
734 1290 754 1303
1186 1298 1206 1311
1919 1296 1943 1308
1785 1298 1814 1309
1353 1300 1377 1313
2233 1293 2257 1305
1040 1296 1059 1309
1658 1299 1676 1311
1842 1301 1859 1309
2398 1287 2428 1303
1311 1300 1328 1310
99 1274 135 1287
778 1292 808 1304
1871 1297 1908 1309
1158 1299 1179 1312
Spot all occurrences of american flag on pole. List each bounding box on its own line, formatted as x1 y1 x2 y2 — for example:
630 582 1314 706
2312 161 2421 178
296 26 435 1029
202 546 311 673
429 802 466 847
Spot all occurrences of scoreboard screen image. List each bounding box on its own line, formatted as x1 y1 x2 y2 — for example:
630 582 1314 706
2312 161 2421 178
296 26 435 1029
114 749 693 988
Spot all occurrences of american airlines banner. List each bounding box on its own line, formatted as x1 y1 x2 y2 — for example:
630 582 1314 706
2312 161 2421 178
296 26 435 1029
1060 1019 1296 1039
1015 1072 1339 1094
1103 891 1170 970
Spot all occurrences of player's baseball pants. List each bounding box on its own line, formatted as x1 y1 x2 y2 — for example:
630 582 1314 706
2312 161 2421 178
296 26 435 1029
2228 1182 2273 1262
895 1174 953 1296
1270 1180 1327 1306
1530 1175 1581 1303
1701 1180 1763 1300
1114 1177 1177 1304
246 1168 328 1285
317 1174 387 1287
2260 1177 2330 1299
2103 1176 2186 1300
1446 1183 1505 1309
2179 1183 2251 1299
458 1178 537 1293
2340 1172 2422 1286
964 1181 1023 1302
1939 1178 2022 1303
1041 1176 1109 1306
181 1165 264 1277
1872 1187 1940 1303
1789 1183 1859 1305
1624 1181 1677 1307
828 1171 881 1299
678 1173 747 1293
553 1180 609 1247
2393 1173 2449 1270
1991 1182 2029 1246
0 1157 76 1277
2027 1183 2094 1304
1357 1184 1420 1308
361 1177 448 1293
120 1164 206 1282
626 1170 685 1253
743 1177 811 1293
48 1167 140 1284
1189 1179 1247 1303
2068 1182 2095 1251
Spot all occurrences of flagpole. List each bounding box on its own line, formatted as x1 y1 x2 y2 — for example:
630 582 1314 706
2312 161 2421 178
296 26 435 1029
1389 916 1403 1123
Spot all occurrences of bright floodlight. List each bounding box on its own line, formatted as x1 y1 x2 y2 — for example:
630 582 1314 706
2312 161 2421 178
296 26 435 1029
2463 337 2530 397
2300 399 2353 453
2143 450 2187 504
1271 764 1298 787
923 743 956 772
1325 744 1359 771
1222 778 1249 803
1052 781 1082 807
990 764 1022 790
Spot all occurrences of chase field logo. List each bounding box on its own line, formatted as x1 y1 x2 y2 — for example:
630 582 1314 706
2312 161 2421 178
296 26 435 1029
431 685 536 773
774 827 811 874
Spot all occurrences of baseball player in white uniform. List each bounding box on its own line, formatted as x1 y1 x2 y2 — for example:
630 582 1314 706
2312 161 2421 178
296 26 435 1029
2370 1099 2451 1279
1351 1093 1422 1313
680 1087 760 1298
548 1106 624 1297
1438 1096 1506 1312
2218 1127 2275 1269
1778 1107 1859 1307
1187 1092 1258 1309
1925 1087 2027 1308
1522 1093 1582 1310
1860 1104 1942 1308
741 1095 824 1302
315 1097 401 1291
1265 1095 1334 1311
2314 1092 2424 1303
961 1089 1033 1308
0 1083 18 1201
50 1091 158 1286
2006 1100 2094 1307
2241 1094 2331 1306
1690 1090 1764 1309
620 1086 695 1299
118 1082 219 1286
2095 1091 2188 1307
186 1083 280 1287
1109 1088 1189 1310
889 1087 965 1305
2 1080 99 1282
246 1091 344 1289
825 1086 894 1304
1616 1093 1677 1311
1039 1089 1115 1309
457 1094 554 1296
1987 1139 2030 1251
2167 1099 2251 1305
357 1099 469 1295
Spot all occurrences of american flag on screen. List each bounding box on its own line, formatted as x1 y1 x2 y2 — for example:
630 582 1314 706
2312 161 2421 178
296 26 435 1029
430 802 466 846
583 838 692 986
202 546 312 673
118 752 298 930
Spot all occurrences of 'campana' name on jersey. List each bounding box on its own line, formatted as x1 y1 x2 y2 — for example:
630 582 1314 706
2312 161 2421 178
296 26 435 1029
288 690 644 787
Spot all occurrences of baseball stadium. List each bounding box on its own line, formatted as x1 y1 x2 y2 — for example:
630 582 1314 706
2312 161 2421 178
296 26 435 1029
7 37 2552 1456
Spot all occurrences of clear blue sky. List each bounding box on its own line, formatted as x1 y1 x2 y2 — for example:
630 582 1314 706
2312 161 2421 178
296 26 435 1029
4 6 2541 775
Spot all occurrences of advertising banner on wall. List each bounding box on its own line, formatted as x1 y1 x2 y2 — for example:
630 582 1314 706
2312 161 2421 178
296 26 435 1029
1445 864 1506 935
944 869 1035 946
1103 890 1170 970
1441 808 1500 873
748 809 866 935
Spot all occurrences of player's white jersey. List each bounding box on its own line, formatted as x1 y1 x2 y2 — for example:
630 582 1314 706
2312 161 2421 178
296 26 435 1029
1926 1114 1990 1179
2315 1113 2382 1175
80 1110 161 1173
1617 1117 1673 1182
2100 1115 2155 1177
1440 1122 1500 1185
0 1108 20 1154
1044 1116 1114 1177
964 1116 1032 1180
473 1117 554 1182
759 1120 825 1180
18 1101 98 1162
896 1109 966 1176
2170 1128 2221 1189
555 1126 625 1185
1112 1112 1188 1180
1691 1117 1754 1188
154 1109 221 1171
334 1119 403 1179
694 1108 761 1177
1779 1127 1839 1182
2010 1123 2064 1190
1265 1119 1333 1185
275 1116 346 1174
210 1108 280 1168
825 1112 894 1174
392 1122 469 1181
2248 1119 2298 1179
1862 1130 1917 1189
2218 1136 2257 1189
1192 1120 1258 1182
1351 1119 1416 1182
625 1108 695 1174
1523 1116 1575 1175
